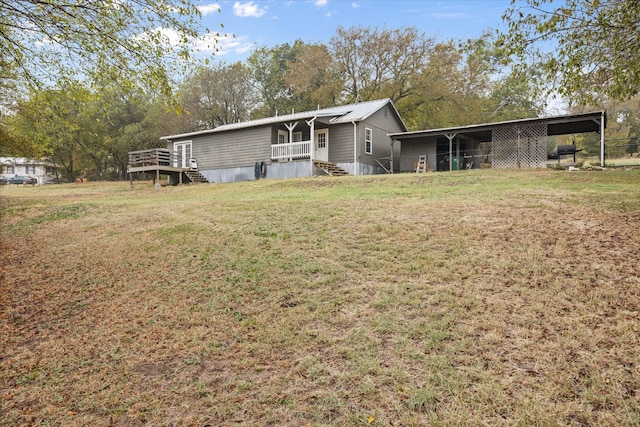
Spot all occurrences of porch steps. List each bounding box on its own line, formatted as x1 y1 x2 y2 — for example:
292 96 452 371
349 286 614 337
313 160 350 176
184 170 209 183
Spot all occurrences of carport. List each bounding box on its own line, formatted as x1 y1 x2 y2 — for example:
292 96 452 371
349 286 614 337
388 110 606 172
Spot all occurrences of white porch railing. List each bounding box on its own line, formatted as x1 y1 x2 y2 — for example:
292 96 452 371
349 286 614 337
271 140 311 160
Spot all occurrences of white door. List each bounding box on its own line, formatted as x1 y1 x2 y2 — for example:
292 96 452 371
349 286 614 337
315 129 328 162
174 141 192 168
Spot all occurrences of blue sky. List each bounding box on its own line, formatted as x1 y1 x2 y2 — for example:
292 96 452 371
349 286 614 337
195 0 513 63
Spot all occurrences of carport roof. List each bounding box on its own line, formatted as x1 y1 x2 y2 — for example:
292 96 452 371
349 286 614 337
388 110 606 142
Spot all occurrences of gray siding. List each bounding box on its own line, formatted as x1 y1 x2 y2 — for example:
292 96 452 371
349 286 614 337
175 127 272 170
327 124 355 164
165 101 407 180
399 137 438 172
357 105 405 168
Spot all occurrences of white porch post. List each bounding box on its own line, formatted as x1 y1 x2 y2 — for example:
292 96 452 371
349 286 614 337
285 122 299 144
306 117 316 176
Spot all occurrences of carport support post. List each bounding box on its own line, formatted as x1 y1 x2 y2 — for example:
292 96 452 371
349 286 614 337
390 140 395 174
600 111 605 167
445 133 456 171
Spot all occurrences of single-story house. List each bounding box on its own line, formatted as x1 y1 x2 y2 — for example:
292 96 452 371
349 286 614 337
157 98 408 183
0 157 58 184
389 111 607 172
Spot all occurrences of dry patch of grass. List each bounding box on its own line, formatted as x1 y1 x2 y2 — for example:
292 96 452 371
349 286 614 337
1 169 639 426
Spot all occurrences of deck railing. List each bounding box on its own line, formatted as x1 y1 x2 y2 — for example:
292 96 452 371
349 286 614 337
128 148 177 168
271 140 311 160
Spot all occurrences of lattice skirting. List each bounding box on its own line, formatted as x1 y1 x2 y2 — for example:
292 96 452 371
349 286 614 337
492 122 548 168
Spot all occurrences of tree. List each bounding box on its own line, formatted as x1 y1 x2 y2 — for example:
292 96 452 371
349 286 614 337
285 43 343 109
180 62 257 130
8 84 92 181
329 26 435 104
246 41 310 118
500 0 640 105
0 0 219 103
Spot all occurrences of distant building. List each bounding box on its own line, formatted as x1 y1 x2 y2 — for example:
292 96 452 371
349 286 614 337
0 157 58 184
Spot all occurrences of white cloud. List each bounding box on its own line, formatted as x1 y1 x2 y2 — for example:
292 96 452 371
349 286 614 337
233 1 267 18
314 0 328 7
196 33 254 56
198 3 221 16
351 2 360 8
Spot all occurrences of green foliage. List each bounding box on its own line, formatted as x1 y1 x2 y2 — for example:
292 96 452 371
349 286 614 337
500 0 640 105
246 41 311 118
180 62 257 130
0 0 219 102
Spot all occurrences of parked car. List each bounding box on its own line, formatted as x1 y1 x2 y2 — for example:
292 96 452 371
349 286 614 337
0 176 6 185
7 175 37 185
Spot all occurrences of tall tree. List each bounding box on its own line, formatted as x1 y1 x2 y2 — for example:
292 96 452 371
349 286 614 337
285 43 342 109
329 26 435 104
180 62 257 130
500 0 640 105
246 41 310 117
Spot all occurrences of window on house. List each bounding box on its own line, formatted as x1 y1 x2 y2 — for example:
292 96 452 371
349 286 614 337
365 128 373 154
46 166 55 174
293 131 303 142
5 165 15 174
278 129 288 144
26 165 36 174
317 132 326 149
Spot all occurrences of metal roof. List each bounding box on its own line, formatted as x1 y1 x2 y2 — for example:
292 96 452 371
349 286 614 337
388 110 606 142
161 98 407 140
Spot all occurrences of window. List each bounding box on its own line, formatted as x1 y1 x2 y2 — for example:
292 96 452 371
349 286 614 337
365 127 373 154
5 165 15 174
317 132 326 149
293 131 303 142
25 165 36 174
46 166 55 174
278 129 288 144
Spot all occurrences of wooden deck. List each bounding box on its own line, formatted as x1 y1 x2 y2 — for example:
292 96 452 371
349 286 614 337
128 148 206 184
128 149 184 173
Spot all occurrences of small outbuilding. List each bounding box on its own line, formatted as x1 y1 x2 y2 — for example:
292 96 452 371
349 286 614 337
389 111 606 172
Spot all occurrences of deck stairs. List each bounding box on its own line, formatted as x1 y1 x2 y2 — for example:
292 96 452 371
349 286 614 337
184 170 209 183
314 160 350 176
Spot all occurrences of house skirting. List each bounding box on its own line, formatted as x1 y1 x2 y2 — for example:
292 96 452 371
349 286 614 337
195 160 311 183
169 159 393 184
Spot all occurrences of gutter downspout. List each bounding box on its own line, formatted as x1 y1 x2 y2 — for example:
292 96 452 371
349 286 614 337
352 121 358 175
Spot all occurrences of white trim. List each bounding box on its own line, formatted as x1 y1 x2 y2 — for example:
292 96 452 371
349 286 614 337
365 127 373 155
174 141 192 168
277 129 288 144
315 128 329 162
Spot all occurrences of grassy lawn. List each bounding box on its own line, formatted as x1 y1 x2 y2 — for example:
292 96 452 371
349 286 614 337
1 169 639 426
